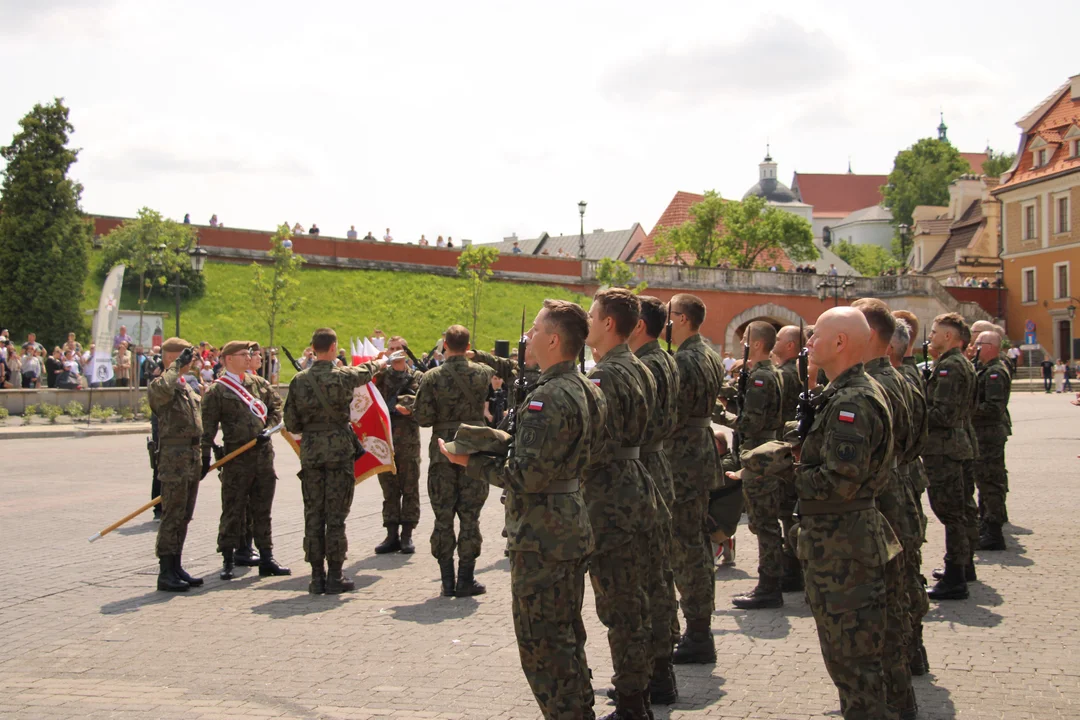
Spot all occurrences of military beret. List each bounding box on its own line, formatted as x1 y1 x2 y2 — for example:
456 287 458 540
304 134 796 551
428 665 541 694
247 341 261 352
739 441 793 477
161 337 192 352
445 424 511 456
220 340 251 356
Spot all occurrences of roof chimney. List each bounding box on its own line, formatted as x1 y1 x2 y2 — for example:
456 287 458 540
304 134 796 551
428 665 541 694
593 228 604 233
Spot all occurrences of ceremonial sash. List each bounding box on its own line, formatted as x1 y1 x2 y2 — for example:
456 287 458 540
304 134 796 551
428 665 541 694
216 374 268 423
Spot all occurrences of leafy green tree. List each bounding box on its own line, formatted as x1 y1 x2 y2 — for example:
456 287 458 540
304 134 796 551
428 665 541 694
882 138 970 227
457 244 500 341
98 207 201 341
252 223 304 358
0 98 93 346
982 150 1017 178
595 257 647 293
651 190 726 266
833 240 901 277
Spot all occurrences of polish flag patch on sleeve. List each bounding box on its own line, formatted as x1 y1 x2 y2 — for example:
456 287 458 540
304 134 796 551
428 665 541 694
528 400 544 412
591 378 602 386
753 379 764 386
990 373 999 379
838 410 856 423
938 369 949 376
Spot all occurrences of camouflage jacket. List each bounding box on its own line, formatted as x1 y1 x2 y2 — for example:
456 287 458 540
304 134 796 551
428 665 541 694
375 366 422 437
896 357 928 460
899 356 926 396
149 361 203 442
201 371 283 453
794 362 901 567
635 339 679 511
283 359 381 468
467 360 605 569
973 356 1011 435
668 333 724 498
471 348 540 411
924 347 976 460
414 355 495 464
864 357 918 467
778 356 801 424
585 344 658 548
714 358 784 447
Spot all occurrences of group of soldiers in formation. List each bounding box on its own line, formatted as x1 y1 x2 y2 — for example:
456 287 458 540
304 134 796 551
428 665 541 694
144 288 1012 720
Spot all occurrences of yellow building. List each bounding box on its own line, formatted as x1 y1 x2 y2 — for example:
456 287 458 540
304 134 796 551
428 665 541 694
996 75 1080 359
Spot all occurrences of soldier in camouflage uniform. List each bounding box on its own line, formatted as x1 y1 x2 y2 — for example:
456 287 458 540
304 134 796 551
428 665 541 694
666 294 725 664
583 288 658 720
796 307 902 720
627 296 681 705
373 336 423 555
414 324 496 597
772 325 805 592
442 299 603 720
924 313 977 601
971 331 1012 551
715 321 785 609
284 328 396 594
232 342 277 567
201 340 290 581
150 338 204 592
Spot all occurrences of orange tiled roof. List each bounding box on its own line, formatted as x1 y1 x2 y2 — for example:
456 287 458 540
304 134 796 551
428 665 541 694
960 152 989 174
790 173 887 217
997 84 1080 191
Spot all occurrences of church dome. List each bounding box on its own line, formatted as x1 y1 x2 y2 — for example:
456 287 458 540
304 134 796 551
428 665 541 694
743 148 798 203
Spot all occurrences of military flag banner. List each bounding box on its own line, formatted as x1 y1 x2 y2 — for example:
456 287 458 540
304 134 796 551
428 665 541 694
350 381 396 483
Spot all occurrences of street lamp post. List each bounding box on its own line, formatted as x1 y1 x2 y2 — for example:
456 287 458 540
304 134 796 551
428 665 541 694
898 223 910 269
168 240 209 336
578 200 587 259
816 275 857 307
995 268 1004 319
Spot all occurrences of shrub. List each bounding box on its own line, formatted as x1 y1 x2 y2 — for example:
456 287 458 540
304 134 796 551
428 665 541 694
42 404 64 424
0 407 8 421
89 405 116 421
23 404 38 418
119 406 135 421
64 401 85 417
137 397 151 418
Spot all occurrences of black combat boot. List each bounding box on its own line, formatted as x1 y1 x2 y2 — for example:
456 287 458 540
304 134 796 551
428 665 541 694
671 618 715 664
219 548 235 581
648 657 678 705
258 553 292 576
455 558 486 597
599 690 649 720
909 623 928 676
235 541 260 567
374 524 401 554
732 574 783 609
157 556 189 592
927 562 968 600
174 555 203 587
780 555 804 593
978 522 1006 551
439 558 456 597
325 560 356 594
399 525 415 554
309 561 326 594
932 562 976 582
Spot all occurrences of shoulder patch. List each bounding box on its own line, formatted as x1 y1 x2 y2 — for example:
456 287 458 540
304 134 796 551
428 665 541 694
591 378 601 386
753 379 764 387
938 369 949 376
989 373 999 379
838 409 856 423
528 400 544 412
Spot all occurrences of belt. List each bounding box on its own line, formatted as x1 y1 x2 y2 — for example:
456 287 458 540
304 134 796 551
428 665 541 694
538 478 580 494
798 497 875 515
302 423 344 432
432 420 484 432
685 417 712 428
612 446 640 460
159 437 199 447
642 441 665 454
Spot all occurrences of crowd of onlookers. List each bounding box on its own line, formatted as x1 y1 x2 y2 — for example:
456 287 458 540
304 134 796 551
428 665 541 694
944 275 1001 288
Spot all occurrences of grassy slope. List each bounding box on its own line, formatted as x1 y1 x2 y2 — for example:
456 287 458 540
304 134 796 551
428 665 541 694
83 255 587 379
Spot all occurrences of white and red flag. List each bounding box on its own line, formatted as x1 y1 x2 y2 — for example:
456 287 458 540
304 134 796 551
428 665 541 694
348 381 396 483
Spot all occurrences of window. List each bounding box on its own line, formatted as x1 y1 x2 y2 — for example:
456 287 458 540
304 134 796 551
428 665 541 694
1024 203 1037 240
1058 195 1071 234
1073 139 1080 157
1022 267 1036 303
1038 149 1048 166
1056 262 1070 299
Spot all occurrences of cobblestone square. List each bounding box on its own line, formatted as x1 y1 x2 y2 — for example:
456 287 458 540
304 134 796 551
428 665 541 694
0 392 1076 719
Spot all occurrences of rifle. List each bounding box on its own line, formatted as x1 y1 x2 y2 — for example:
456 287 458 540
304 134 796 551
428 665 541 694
580 345 586 374
921 327 931 382
665 299 673 355
401 343 425 372
504 307 528 436
281 345 304 372
795 320 815 441
732 341 750 456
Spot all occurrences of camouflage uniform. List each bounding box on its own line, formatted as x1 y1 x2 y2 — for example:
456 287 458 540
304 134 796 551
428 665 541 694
667 334 724 644
634 340 681 667
283 359 383 566
201 371 283 554
923 347 976 566
150 361 203 559
777 357 802 567
375 367 423 529
467 359 605 720
714 359 784 583
414 355 495 562
794 363 901 720
973 358 1011 525
584 343 658 701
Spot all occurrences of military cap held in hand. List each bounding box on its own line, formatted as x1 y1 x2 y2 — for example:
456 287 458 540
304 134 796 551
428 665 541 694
739 440 794 477
444 424 511 456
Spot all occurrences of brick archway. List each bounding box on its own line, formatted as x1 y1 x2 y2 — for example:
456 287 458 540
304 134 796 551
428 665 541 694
724 303 807 351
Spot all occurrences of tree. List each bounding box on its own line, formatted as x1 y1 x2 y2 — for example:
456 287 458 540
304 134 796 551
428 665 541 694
833 240 901 277
0 98 93 346
457 244 500 341
882 138 970 227
594 257 647 293
651 190 726 266
98 207 202 342
982 150 1017 178
252 223 304 358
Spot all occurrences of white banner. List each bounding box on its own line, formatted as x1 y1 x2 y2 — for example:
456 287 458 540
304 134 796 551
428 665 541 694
90 264 125 385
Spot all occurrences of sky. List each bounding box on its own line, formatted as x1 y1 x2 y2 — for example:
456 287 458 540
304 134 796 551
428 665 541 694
2 0 1077 245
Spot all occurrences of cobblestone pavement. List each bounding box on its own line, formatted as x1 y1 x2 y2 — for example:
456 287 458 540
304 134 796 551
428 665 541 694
0 393 1077 719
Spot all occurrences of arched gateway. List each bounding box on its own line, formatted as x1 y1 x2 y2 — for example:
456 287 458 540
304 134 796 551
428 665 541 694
723 303 808 352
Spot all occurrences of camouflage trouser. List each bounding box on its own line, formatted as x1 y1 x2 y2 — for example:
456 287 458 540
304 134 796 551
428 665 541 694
217 447 277 553
743 473 783 580
804 556 889 720
900 462 929 667
299 464 355 564
511 552 595 720
646 517 679 662
779 478 799 562
962 459 979 561
924 455 970 564
974 431 1009 525
670 495 714 622
155 446 200 558
427 462 490 561
378 445 421 527
589 532 652 695
883 555 914 715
